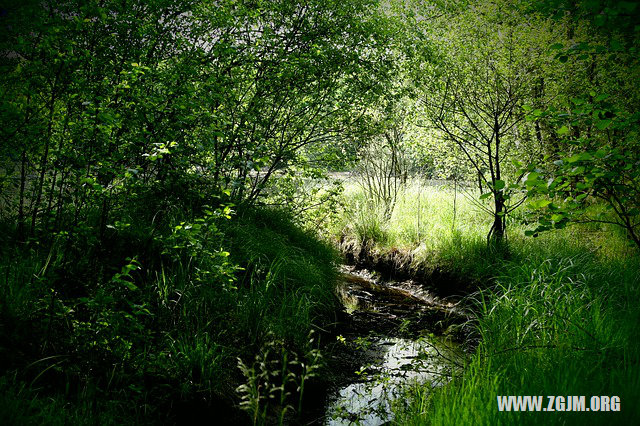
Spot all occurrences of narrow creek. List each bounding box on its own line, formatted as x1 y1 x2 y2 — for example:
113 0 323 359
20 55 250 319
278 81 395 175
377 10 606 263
322 266 469 425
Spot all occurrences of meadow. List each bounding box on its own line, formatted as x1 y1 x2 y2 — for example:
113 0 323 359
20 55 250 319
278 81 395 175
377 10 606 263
329 179 640 425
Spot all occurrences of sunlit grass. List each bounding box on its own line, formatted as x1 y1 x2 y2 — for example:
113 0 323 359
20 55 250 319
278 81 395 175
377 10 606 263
394 253 640 425
329 179 640 425
334 179 637 277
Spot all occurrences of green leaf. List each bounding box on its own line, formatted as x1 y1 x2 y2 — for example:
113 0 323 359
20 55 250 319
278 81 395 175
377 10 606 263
595 119 612 130
557 125 570 136
530 199 552 209
566 152 592 163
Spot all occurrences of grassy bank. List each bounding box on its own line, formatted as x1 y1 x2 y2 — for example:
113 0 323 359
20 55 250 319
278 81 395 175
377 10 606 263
330 179 640 425
0 208 338 425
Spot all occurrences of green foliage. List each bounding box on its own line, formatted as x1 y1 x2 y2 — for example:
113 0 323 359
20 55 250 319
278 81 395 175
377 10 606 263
1 0 639 423
0 0 390 417
517 0 640 250
413 0 561 241
236 333 323 425
0 208 337 423
523 98 640 249
0 374 129 426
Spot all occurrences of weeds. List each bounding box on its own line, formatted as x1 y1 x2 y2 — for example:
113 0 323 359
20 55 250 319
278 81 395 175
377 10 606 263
0 208 337 424
236 332 323 425
329 180 639 425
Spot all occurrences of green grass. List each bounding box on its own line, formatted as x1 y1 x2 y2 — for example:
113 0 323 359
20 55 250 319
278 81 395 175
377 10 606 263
335 180 505 279
394 253 640 425
329 179 640 425
334 179 637 277
0 207 338 424
225 208 339 349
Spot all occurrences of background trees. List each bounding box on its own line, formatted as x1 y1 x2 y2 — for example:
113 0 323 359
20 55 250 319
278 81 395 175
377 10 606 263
0 0 399 241
416 1 557 241
521 0 640 250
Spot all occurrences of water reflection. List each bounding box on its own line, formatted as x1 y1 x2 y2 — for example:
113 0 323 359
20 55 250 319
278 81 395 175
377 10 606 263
325 336 459 425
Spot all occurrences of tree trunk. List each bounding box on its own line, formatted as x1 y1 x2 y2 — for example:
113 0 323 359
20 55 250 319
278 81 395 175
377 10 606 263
492 193 505 241
31 91 57 235
17 150 27 239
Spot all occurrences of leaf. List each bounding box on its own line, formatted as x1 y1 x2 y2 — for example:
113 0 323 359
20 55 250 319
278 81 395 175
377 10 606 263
494 179 505 190
530 199 552 209
595 119 612 130
123 281 139 291
566 152 592 163
526 172 540 181
557 125 570 136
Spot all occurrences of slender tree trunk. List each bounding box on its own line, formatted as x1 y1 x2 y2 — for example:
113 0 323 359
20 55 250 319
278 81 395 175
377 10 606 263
491 117 505 242
55 169 66 229
31 91 57 235
492 193 505 240
99 196 109 242
452 176 457 233
44 167 57 232
17 150 27 239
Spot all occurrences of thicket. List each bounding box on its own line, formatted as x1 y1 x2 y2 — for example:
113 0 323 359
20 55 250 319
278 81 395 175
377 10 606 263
0 0 395 423
2 0 639 424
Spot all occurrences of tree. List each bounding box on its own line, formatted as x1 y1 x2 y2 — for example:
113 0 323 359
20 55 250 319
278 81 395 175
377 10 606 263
355 123 409 219
522 0 640 250
419 1 549 241
524 101 640 249
0 0 398 240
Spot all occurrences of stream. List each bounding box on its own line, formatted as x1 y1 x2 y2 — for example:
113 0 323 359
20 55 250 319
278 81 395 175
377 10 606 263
322 266 468 425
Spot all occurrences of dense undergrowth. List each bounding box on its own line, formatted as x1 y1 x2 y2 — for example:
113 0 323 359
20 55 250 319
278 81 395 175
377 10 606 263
0 207 338 425
330 179 640 425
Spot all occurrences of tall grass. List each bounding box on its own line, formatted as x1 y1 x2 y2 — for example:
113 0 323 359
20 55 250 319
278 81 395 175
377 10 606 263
0 207 338 424
335 179 637 277
394 253 640 425
330 179 640 425
336 180 502 278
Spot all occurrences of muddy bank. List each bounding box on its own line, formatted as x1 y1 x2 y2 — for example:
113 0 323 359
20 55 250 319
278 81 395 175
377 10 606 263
335 266 470 338
342 241 476 299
